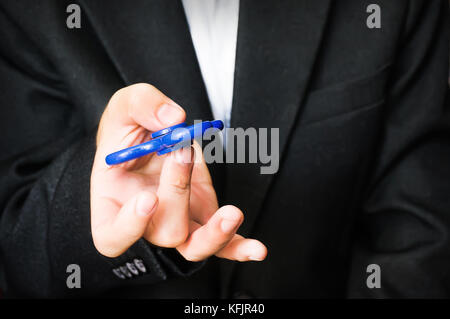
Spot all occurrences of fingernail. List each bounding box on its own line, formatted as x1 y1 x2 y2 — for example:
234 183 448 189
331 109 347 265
136 193 157 217
220 219 239 233
219 208 242 233
157 103 184 126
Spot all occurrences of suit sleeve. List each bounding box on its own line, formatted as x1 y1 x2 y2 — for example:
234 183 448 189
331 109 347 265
347 0 450 298
0 6 202 298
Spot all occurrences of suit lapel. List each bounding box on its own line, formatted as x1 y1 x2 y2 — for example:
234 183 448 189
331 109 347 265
80 0 333 297
80 0 232 209
80 0 213 123
226 0 333 236
221 0 333 296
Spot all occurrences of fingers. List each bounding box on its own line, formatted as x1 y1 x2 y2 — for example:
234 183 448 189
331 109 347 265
109 83 185 129
189 141 219 224
98 83 186 147
215 235 268 262
144 146 194 247
91 191 158 257
191 141 214 185
176 205 245 261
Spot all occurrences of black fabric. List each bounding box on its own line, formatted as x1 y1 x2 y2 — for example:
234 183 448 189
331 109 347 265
0 0 449 298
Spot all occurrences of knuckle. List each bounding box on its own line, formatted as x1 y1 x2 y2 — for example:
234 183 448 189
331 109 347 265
109 87 125 104
126 84 161 119
104 89 126 117
169 176 190 194
110 85 134 108
128 83 155 100
110 83 155 111
127 83 156 97
127 88 146 115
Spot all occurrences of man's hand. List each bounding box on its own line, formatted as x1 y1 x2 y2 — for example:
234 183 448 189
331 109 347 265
91 83 268 263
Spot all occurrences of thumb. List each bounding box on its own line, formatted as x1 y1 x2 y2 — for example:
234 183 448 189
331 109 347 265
92 191 158 257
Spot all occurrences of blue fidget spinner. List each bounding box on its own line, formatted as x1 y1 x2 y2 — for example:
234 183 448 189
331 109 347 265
105 120 224 165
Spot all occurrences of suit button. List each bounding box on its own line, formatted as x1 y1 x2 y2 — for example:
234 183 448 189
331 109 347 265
134 258 147 273
232 291 253 299
119 265 133 278
112 268 126 279
126 262 139 276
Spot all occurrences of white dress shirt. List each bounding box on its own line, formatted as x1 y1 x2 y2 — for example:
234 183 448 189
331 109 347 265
181 0 240 128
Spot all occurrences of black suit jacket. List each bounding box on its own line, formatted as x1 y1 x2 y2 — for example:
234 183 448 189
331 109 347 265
0 0 449 298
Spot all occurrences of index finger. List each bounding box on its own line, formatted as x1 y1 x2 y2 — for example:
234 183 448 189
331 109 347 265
99 83 186 145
